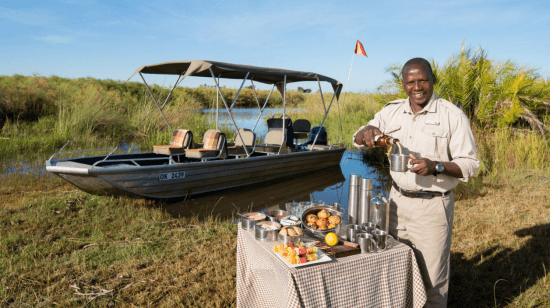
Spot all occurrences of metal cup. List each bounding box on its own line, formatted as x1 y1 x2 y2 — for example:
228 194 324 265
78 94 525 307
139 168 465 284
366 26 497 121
371 229 394 250
329 203 345 215
390 154 412 172
346 224 363 243
362 222 378 234
357 232 378 254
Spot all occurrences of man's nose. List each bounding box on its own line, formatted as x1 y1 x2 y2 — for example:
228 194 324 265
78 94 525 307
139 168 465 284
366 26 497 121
413 81 422 90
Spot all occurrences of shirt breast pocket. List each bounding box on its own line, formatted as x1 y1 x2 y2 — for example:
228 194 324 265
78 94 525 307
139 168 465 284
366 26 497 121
420 126 448 159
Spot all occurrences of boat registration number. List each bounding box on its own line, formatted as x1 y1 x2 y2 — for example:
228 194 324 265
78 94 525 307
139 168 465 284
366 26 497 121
159 171 185 181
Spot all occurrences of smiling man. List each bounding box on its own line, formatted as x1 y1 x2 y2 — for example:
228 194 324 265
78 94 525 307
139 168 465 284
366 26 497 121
353 58 479 307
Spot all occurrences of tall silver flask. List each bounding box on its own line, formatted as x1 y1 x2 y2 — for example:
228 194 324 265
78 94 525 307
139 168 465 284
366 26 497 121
370 196 390 233
358 178 372 225
347 174 361 224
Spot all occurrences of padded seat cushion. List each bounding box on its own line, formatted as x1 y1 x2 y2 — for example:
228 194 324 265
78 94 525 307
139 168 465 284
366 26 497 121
152 145 187 155
153 129 193 155
185 148 226 158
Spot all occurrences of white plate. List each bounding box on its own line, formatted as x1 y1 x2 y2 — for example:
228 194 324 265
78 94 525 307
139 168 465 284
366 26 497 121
273 245 333 268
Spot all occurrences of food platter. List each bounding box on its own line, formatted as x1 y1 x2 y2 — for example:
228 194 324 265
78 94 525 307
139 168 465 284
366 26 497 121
272 243 334 268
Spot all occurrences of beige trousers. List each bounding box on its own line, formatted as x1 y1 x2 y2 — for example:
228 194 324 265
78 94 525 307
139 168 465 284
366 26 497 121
389 186 454 308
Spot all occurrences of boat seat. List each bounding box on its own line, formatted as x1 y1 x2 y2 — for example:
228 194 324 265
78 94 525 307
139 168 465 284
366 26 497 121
185 129 227 160
256 130 287 154
227 128 256 156
153 129 193 155
293 119 311 140
307 144 331 151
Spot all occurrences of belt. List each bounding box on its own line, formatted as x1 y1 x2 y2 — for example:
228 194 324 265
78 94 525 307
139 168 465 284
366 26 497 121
392 181 451 199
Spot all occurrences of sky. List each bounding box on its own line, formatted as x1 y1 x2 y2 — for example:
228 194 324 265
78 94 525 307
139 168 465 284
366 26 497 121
1 0 549 93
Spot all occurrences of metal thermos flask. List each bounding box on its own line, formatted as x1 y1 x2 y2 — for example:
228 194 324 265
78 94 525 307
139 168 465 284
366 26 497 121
347 174 361 224
358 178 372 225
370 196 390 233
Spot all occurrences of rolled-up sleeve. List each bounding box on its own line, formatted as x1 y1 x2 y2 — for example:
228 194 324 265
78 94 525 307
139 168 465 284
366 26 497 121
449 113 480 181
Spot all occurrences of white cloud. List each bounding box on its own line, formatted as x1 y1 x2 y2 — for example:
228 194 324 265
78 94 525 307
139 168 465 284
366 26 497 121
34 35 72 44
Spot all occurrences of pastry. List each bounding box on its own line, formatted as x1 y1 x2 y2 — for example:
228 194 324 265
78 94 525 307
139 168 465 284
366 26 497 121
316 218 328 228
328 216 341 225
306 214 318 223
317 210 329 219
292 227 303 235
307 222 318 229
327 223 336 229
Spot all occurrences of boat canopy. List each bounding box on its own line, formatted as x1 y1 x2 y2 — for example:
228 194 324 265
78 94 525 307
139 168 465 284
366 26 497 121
128 60 343 99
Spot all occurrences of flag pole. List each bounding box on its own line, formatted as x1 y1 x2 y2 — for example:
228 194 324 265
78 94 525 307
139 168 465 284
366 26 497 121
342 53 355 108
337 53 355 142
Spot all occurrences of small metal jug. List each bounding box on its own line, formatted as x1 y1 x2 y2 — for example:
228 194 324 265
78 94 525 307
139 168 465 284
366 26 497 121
370 195 390 233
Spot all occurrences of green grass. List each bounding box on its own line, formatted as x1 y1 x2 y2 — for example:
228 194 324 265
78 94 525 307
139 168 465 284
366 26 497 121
0 172 238 307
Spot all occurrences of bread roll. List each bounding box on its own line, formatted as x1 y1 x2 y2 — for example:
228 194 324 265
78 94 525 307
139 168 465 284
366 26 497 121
293 227 303 235
287 229 297 236
280 228 288 236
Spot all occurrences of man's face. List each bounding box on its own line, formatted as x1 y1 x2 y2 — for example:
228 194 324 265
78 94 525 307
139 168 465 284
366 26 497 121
402 63 434 108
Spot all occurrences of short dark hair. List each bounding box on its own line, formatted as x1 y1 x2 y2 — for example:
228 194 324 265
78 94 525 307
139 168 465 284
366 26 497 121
401 58 434 79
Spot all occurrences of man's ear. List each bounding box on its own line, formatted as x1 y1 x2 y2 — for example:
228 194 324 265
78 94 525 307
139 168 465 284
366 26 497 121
431 74 437 85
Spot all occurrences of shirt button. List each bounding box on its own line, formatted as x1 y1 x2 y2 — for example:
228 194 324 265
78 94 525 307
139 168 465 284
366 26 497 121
432 133 435 135
410 136 412 139
413 119 416 122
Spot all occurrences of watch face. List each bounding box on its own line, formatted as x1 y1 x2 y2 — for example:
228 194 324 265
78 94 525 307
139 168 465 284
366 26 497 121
436 162 444 173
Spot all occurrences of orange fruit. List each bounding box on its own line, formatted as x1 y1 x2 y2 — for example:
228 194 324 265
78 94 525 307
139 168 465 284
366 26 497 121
325 232 338 246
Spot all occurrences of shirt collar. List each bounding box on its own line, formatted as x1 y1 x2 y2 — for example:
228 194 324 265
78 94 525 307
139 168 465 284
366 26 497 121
403 92 438 114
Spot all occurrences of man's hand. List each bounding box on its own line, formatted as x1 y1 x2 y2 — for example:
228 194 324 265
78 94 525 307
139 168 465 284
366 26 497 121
355 125 383 147
409 154 436 176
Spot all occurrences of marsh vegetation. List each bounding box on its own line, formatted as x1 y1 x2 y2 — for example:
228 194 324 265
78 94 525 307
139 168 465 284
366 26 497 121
1 46 549 306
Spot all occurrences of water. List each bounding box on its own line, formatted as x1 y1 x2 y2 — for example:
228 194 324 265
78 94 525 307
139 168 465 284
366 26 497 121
200 108 303 138
163 150 392 221
6 108 393 220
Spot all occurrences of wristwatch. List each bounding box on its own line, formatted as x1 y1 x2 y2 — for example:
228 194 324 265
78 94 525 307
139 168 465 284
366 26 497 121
433 161 444 176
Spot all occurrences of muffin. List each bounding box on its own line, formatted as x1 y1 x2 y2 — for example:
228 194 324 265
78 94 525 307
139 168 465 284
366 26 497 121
307 221 318 229
317 210 330 219
306 214 319 223
328 216 341 225
316 218 328 228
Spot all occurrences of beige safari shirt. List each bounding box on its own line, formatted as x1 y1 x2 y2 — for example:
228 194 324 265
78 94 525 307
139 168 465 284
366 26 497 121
353 92 479 193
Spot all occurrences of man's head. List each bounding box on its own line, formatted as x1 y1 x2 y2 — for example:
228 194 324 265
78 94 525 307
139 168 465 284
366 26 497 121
401 58 435 108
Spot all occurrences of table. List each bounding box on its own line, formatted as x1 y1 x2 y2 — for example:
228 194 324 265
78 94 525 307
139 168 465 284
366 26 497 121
236 224 426 308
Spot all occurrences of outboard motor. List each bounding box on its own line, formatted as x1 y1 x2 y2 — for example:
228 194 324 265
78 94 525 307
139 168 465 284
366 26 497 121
306 126 327 145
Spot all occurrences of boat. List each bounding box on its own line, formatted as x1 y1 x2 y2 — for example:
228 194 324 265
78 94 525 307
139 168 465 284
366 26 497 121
162 165 345 218
46 60 345 199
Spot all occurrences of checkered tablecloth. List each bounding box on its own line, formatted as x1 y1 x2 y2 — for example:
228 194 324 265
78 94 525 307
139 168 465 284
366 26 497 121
236 224 426 308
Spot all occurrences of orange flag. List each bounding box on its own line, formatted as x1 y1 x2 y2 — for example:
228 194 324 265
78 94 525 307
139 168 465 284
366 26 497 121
354 40 367 57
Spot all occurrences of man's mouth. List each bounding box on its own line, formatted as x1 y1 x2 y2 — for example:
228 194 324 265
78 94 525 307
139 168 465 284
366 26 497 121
413 93 425 99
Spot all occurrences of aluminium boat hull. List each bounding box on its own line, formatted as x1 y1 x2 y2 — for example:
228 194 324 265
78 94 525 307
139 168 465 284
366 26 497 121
46 147 345 199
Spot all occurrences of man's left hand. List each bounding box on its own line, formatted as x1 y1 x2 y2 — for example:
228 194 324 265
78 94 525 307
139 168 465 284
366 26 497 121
409 154 436 176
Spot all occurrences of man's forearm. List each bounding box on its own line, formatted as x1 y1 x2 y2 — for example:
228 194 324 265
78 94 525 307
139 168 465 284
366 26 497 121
440 162 463 178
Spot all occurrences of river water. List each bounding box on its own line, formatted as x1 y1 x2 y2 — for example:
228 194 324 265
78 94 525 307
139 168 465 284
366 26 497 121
163 108 392 220
5 108 392 220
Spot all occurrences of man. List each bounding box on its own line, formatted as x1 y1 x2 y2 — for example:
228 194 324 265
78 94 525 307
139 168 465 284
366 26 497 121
353 58 479 307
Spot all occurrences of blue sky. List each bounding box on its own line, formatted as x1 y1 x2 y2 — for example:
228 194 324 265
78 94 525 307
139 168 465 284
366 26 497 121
1 0 549 93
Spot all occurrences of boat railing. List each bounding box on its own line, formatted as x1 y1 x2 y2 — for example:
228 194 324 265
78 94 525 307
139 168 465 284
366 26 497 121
329 143 345 149
91 155 177 167
48 148 111 161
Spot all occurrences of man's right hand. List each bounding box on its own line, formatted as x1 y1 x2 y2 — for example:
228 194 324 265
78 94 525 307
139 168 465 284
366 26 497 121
355 125 383 147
